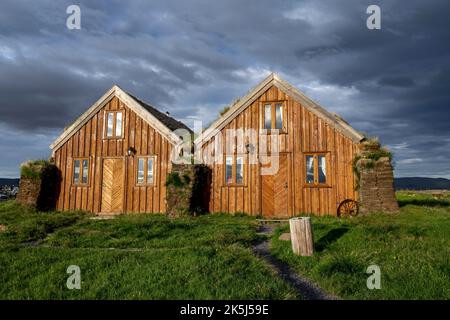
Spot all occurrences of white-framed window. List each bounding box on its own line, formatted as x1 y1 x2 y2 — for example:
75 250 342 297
137 157 155 185
305 153 328 186
73 158 89 185
225 155 245 185
263 102 286 131
105 111 124 138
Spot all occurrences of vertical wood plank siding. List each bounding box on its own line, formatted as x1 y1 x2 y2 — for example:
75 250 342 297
201 85 358 216
54 97 173 213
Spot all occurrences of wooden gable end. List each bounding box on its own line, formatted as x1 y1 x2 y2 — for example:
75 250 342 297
202 84 359 217
53 96 173 213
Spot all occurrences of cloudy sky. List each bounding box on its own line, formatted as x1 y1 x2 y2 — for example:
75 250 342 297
0 0 449 178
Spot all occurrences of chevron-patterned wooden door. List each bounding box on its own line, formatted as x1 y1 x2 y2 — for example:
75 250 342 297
261 153 289 217
101 158 125 214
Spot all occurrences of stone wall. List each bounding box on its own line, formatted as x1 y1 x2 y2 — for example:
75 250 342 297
16 178 42 208
165 164 211 217
356 153 399 214
16 164 60 211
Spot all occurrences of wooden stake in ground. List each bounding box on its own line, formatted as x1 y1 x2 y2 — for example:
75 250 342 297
289 217 314 256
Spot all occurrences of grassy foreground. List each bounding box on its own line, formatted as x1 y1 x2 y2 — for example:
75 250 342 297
0 191 448 300
0 201 297 299
270 191 450 299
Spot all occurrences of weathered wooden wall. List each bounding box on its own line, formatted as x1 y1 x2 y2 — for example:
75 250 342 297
53 96 173 213
201 85 358 217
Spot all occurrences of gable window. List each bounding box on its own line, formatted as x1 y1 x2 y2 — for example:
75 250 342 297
73 158 89 185
105 111 124 138
137 157 155 185
225 155 245 185
263 102 286 131
305 153 328 186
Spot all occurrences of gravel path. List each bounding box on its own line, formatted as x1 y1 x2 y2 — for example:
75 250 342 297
253 224 338 300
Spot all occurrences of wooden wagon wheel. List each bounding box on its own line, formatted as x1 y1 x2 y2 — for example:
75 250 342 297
337 199 359 217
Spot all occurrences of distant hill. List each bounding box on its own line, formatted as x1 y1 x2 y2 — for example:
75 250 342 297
2 177 449 190
0 178 19 187
394 177 450 190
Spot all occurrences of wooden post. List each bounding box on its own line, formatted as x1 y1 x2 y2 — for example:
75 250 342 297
289 217 314 256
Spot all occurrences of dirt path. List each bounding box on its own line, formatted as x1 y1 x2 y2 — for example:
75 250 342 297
253 224 338 300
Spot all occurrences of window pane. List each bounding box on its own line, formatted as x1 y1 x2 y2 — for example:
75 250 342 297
264 104 271 129
225 156 233 184
106 112 114 137
115 112 122 137
236 156 243 184
82 159 89 184
318 155 326 184
137 158 144 184
306 155 315 184
73 160 80 184
275 103 283 130
147 158 154 184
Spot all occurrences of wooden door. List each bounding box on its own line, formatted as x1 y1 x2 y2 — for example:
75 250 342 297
261 153 289 217
101 158 125 214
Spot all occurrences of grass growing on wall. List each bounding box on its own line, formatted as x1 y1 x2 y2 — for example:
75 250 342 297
352 137 393 190
20 159 51 179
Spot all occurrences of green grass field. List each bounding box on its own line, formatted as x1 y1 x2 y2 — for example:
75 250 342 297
0 202 296 299
0 191 448 300
270 191 450 299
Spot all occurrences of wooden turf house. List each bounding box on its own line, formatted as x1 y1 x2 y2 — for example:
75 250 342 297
50 73 366 217
50 85 192 214
196 73 365 217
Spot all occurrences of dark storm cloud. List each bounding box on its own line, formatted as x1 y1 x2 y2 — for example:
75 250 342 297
0 0 449 178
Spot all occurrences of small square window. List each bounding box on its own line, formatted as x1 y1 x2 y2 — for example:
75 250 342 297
73 158 89 185
263 102 285 131
305 153 328 186
225 155 245 185
105 111 124 138
137 157 156 185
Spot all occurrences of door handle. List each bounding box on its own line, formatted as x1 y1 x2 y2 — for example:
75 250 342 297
284 182 288 188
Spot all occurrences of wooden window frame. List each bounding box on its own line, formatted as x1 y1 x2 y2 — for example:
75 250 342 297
73 158 90 186
104 110 125 139
224 154 246 186
136 156 156 186
261 101 287 134
304 152 330 188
